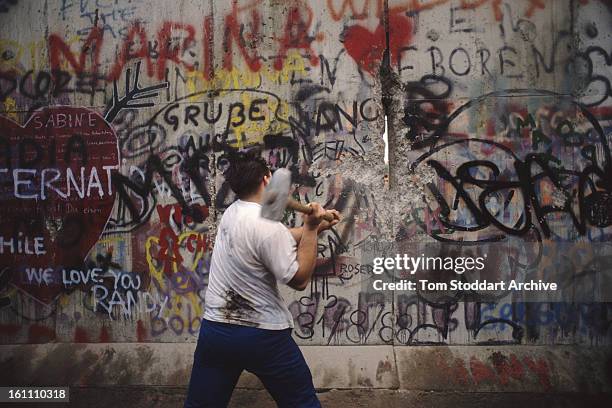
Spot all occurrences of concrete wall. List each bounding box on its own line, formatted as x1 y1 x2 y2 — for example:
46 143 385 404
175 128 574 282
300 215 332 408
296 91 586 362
0 0 611 396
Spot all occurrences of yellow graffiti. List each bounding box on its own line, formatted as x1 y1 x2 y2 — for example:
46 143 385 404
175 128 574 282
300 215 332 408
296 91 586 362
0 39 24 70
181 49 309 94
145 231 208 317
3 97 18 121
0 36 78 71
229 91 292 147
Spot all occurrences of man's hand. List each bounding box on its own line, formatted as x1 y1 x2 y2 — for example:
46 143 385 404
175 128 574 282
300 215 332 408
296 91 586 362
317 209 341 232
303 204 341 232
288 209 341 244
303 202 327 230
290 204 342 291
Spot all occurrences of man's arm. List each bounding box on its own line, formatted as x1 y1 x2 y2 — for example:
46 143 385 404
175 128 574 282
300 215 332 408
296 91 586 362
287 226 318 291
287 205 340 291
289 227 303 244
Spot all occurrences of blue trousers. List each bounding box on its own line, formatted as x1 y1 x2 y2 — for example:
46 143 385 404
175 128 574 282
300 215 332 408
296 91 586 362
184 319 321 408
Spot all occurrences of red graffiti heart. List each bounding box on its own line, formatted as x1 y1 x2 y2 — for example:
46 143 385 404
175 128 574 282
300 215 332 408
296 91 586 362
344 14 412 75
0 107 119 304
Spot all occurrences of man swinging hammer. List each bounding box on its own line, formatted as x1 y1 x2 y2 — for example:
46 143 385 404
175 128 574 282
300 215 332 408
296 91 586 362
185 153 341 408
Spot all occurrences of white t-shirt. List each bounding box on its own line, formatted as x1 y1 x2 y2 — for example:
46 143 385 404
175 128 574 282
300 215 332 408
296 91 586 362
203 199 299 330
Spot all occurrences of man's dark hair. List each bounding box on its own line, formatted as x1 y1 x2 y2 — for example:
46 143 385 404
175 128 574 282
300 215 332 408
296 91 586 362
225 152 271 199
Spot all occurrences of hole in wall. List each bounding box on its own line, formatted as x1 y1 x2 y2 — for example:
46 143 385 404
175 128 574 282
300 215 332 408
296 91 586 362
383 114 389 164
383 114 389 186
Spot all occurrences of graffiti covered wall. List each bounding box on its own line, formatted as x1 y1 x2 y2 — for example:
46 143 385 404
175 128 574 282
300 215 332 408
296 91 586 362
0 0 611 386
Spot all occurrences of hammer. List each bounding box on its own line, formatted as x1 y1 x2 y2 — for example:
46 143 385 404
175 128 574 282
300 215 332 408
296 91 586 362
260 168 336 222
